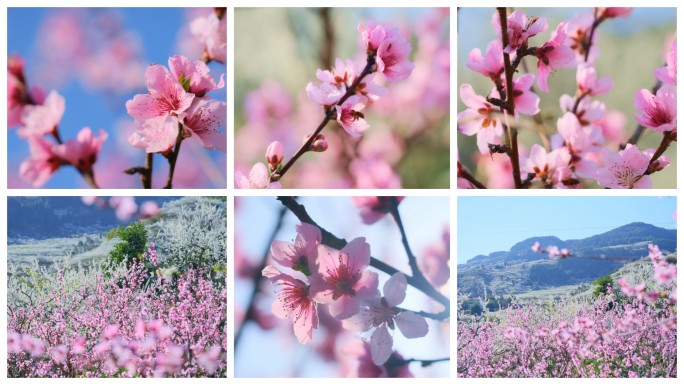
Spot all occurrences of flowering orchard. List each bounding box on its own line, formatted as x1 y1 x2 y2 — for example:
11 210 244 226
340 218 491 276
235 8 449 189
458 244 676 378
235 197 449 377
7 197 227 377
7 8 227 188
457 7 676 188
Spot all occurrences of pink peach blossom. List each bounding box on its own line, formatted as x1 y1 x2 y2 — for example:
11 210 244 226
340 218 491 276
312 238 379 320
376 35 414 82
336 95 370 137
457 84 502 154
19 136 64 187
168 55 224 97
129 115 179 154
467 40 504 80
349 157 401 189
358 22 396 52
139 201 160 219
599 7 633 19
52 127 107 173
595 144 652 189
523 144 571 185
181 99 227 151
190 11 227 63
18 90 65 138
235 162 281 189
510 73 540 116
654 41 676 85
339 338 413 378
343 272 428 365
262 266 318 344
109 196 138 221
576 63 612 96
633 85 676 132
535 22 574 92
351 196 403 225
559 94 605 125
270 222 321 275
493 10 548 54
126 64 195 121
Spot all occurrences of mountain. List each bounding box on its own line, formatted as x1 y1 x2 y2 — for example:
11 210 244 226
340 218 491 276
458 222 676 297
7 197 179 240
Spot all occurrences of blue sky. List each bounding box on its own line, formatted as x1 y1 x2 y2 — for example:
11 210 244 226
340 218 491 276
7 8 226 188
235 196 450 377
457 196 676 264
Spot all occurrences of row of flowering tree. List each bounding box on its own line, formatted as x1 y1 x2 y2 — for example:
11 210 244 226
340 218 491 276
458 243 676 378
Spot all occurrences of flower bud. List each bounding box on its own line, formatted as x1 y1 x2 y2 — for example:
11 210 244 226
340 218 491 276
310 134 328 152
265 141 284 166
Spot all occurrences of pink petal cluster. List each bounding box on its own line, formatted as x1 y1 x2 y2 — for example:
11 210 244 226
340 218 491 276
535 22 575 92
190 10 227 63
351 196 403 224
654 41 676 86
467 40 504 80
457 84 502 154
339 338 413 378
235 163 281 189
492 10 548 53
126 56 226 153
336 95 370 137
595 144 652 189
576 63 612 96
342 273 428 365
18 90 65 138
633 85 677 132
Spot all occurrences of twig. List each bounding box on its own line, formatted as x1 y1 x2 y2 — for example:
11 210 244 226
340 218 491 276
164 122 184 189
277 196 450 320
403 357 450 367
271 55 376 182
583 8 601 62
389 197 420 278
233 205 288 350
142 153 153 189
458 162 487 189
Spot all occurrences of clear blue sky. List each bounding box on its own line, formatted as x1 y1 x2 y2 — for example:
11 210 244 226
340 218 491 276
7 8 226 188
457 196 676 264
235 196 450 377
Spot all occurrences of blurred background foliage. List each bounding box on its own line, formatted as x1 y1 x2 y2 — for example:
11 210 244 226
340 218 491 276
457 7 676 188
235 8 450 189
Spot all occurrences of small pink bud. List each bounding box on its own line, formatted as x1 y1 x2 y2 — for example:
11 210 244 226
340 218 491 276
304 133 328 152
265 141 284 166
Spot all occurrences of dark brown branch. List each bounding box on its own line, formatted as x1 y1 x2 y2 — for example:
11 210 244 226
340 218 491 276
163 122 184 189
457 161 487 189
497 7 522 189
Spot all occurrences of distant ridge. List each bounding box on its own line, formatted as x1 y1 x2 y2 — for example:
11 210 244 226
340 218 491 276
458 222 676 297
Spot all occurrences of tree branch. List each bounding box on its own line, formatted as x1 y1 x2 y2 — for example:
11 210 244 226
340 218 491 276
271 55 376 183
277 196 450 320
234 205 288 350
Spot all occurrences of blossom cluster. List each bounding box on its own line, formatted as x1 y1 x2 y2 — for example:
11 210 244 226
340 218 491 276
236 19 416 189
249 197 450 377
458 8 676 189
458 244 676 378
8 55 107 188
125 55 226 154
7 8 227 189
8 244 226 377
81 196 160 221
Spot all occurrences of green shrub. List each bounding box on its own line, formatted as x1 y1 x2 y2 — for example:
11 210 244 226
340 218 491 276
108 222 148 267
593 275 614 298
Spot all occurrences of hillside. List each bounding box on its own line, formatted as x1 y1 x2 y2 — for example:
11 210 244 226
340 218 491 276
458 222 676 297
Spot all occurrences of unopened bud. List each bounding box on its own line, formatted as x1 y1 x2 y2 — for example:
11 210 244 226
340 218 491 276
265 141 284 166
304 133 328 152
